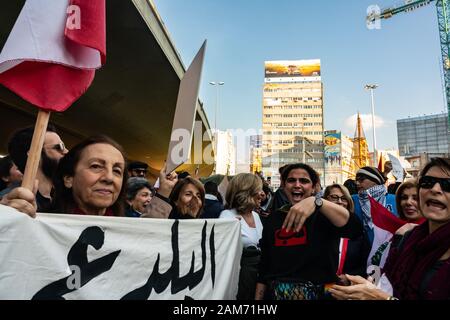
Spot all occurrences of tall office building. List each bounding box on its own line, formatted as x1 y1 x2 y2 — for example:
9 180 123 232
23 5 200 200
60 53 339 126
214 130 236 176
262 60 324 187
397 113 450 156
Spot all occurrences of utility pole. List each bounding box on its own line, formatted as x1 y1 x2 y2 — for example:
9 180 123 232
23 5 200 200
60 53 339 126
365 84 379 165
209 81 225 133
209 81 224 174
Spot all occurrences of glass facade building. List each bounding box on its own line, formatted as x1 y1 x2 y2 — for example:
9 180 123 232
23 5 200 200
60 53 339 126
397 113 449 156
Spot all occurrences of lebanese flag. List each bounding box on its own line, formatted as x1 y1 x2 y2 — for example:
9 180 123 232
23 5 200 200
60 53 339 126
0 0 105 111
367 196 407 270
377 153 383 172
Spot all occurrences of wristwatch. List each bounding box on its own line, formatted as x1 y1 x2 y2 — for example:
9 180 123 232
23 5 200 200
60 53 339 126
314 195 323 209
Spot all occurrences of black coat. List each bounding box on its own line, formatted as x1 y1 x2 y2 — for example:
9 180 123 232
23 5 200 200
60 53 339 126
200 199 224 219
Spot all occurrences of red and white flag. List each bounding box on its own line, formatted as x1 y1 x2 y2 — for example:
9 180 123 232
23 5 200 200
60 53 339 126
0 0 106 111
367 196 407 270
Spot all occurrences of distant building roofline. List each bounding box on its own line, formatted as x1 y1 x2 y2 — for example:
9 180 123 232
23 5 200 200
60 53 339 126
397 112 448 123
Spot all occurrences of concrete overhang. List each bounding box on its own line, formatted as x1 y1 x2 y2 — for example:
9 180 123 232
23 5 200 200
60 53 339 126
0 0 214 180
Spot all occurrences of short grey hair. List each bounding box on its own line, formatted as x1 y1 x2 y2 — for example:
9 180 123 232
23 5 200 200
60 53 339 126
126 177 154 201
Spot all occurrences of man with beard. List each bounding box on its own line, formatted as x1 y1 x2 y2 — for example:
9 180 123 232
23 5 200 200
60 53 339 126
5 125 68 211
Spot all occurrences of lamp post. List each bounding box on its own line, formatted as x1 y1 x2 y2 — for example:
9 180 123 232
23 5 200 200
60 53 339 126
209 81 224 175
364 84 379 165
209 81 225 133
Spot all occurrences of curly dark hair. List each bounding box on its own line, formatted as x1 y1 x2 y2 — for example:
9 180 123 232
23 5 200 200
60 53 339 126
8 124 58 173
280 163 319 187
419 157 450 178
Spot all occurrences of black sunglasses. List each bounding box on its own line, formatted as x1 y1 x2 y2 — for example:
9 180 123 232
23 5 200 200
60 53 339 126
419 176 450 193
132 169 148 175
286 177 312 184
45 142 66 152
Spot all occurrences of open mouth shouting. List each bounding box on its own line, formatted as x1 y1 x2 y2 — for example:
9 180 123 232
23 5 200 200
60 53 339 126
425 198 447 211
290 190 305 204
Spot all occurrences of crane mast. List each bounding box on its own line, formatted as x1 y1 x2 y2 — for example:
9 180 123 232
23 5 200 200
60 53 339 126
368 0 450 128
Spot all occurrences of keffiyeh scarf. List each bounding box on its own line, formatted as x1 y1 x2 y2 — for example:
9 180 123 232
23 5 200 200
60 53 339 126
358 184 388 231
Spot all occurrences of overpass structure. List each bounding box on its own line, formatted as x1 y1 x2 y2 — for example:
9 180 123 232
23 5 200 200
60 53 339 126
0 0 214 180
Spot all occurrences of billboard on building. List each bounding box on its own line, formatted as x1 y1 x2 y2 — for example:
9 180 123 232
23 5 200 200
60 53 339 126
324 132 341 168
264 59 321 83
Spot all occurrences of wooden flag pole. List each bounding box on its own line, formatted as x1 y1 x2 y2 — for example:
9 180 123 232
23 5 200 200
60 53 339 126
21 110 51 191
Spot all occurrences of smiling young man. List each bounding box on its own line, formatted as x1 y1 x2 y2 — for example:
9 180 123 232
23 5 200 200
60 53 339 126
255 163 362 300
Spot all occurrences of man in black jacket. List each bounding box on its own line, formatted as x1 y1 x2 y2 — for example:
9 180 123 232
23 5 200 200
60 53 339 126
200 181 224 219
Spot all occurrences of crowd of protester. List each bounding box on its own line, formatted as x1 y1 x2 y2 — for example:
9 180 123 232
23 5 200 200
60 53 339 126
0 125 449 300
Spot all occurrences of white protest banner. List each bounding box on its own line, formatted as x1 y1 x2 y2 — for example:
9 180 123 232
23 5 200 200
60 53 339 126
0 205 242 300
387 153 405 182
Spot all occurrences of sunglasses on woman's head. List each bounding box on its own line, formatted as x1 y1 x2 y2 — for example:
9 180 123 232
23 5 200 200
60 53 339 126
419 176 450 193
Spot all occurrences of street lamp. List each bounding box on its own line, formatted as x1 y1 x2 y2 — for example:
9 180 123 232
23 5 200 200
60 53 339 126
364 84 379 165
209 81 224 175
209 81 225 133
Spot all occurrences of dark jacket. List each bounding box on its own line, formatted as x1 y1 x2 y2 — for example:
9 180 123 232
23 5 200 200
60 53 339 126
201 198 224 219
125 206 141 218
270 188 289 213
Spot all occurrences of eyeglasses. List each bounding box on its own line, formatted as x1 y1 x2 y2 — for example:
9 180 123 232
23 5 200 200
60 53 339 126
45 142 66 153
327 194 349 203
419 176 450 193
286 177 312 184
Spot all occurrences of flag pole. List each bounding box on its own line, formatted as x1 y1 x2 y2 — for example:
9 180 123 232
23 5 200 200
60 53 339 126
21 110 51 191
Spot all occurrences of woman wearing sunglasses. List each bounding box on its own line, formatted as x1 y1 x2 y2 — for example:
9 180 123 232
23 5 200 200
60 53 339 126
329 157 450 300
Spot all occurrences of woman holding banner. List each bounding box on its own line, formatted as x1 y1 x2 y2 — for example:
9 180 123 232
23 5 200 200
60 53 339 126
1 135 177 218
329 158 450 300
